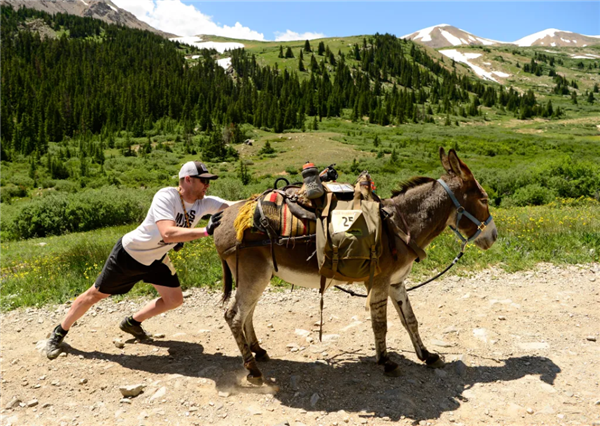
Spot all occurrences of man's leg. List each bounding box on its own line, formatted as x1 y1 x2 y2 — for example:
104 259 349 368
62 285 111 330
120 285 183 339
46 284 110 359
134 285 183 322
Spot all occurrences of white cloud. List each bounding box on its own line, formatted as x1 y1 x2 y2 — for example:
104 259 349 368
111 0 265 40
274 30 326 42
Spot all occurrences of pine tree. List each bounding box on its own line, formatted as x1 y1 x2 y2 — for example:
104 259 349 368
238 160 251 185
285 46 294 58
328 52 336 66
304 39 312 53
1 142 9 162
317 41 325 56
571 91 578 105
298 51 305 72
353 44 361 60
312 116 319 130
588 91 595 104
203 128 227 161
278 45 284 58
258 140 275 155
373 134 380 147
310 54 320 74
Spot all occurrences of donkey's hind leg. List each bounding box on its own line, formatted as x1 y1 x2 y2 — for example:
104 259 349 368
223 254 272 385
244 304 270 361
389 282 445 368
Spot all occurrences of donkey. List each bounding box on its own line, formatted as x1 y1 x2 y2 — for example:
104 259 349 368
213 148 497 385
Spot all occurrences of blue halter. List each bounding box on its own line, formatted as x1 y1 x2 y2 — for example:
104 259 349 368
437 179 493 250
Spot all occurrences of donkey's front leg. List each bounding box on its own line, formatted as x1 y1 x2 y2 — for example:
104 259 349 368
368 282 402 377
389 282 445 368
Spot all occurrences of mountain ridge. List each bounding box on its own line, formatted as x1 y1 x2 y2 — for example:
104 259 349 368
403 24 600 48
0 0 178 38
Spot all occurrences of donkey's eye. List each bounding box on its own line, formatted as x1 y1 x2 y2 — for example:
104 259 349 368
480 198 488 205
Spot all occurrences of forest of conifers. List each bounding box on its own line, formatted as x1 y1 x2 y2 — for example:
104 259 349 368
1 4 551 161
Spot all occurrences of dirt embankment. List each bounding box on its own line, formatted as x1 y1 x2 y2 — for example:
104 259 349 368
1 263 599 426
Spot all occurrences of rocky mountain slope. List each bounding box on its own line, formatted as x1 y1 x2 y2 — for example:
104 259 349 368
403 24 600 49
0 0 177 38
513 28 600 47
402 24 504 48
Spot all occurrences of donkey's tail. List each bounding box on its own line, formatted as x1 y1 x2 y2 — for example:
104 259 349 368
221 258 233 304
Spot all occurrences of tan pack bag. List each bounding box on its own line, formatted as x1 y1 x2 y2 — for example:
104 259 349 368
316 190 382 284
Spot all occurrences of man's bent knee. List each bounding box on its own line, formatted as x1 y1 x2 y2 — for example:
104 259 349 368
162 292 183 309
80 285 110 303
165 295 183 309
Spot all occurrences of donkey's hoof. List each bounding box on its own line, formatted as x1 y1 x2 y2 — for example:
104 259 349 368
382 360 401 377
426 354 446 369
383 366 402 377
255 351 270 362
246 373 264 386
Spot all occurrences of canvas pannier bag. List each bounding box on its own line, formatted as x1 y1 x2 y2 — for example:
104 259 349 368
316 192 382 283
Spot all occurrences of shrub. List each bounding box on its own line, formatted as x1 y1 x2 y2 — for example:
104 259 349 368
285 166 299 175
7 187 153 240
504 184 556 207
53 180 79 193
1 184 27 202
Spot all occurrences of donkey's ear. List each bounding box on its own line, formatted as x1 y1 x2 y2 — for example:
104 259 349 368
448 149 474 181
439 147 452 173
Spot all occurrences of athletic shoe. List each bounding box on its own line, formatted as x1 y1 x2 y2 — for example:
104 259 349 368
119 317 150 340
46 326 66 359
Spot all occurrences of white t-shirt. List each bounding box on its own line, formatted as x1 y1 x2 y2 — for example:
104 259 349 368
122 187 227 265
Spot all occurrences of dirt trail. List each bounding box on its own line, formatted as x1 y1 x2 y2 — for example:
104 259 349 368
1 263 599 426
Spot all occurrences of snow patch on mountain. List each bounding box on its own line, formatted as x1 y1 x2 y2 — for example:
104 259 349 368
170 36 244 53
217 58 232 69
514 29 562 46
571 53 600 59
440 29 464 46
401 24 451 42
440 49 511 83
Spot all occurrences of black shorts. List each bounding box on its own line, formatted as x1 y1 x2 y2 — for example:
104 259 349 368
94 238 180 295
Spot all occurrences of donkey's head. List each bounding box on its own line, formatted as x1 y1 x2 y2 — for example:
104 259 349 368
439 147 497 250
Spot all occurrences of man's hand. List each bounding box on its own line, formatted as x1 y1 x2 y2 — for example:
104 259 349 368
206 211 224 236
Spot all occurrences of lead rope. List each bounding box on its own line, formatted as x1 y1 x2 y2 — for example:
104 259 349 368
334 242 467 297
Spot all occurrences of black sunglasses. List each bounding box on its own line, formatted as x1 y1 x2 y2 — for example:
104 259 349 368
191 176 211 185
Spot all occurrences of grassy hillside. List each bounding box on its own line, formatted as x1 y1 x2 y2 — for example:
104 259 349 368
1 7 599 311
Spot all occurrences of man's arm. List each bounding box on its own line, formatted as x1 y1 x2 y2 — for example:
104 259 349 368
218 200 238 210
156 220 209 244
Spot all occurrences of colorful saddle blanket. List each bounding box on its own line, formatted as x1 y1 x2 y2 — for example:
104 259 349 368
255 191 317 238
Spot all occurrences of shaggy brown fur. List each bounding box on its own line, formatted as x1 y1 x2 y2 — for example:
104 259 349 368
391 176 437 197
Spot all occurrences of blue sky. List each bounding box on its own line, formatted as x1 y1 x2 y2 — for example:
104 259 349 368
113 1 600 41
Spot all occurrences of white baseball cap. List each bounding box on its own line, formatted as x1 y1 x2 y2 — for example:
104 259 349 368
178 161 218 180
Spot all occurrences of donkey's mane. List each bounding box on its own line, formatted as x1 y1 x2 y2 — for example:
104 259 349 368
391 176 436 197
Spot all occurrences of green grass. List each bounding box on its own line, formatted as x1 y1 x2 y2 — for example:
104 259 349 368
0 220 223 311
2 200 598 311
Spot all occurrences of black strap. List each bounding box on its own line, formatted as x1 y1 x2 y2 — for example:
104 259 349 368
319 275 326 341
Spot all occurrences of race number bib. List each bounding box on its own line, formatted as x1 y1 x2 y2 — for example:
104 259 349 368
331 210 362 234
